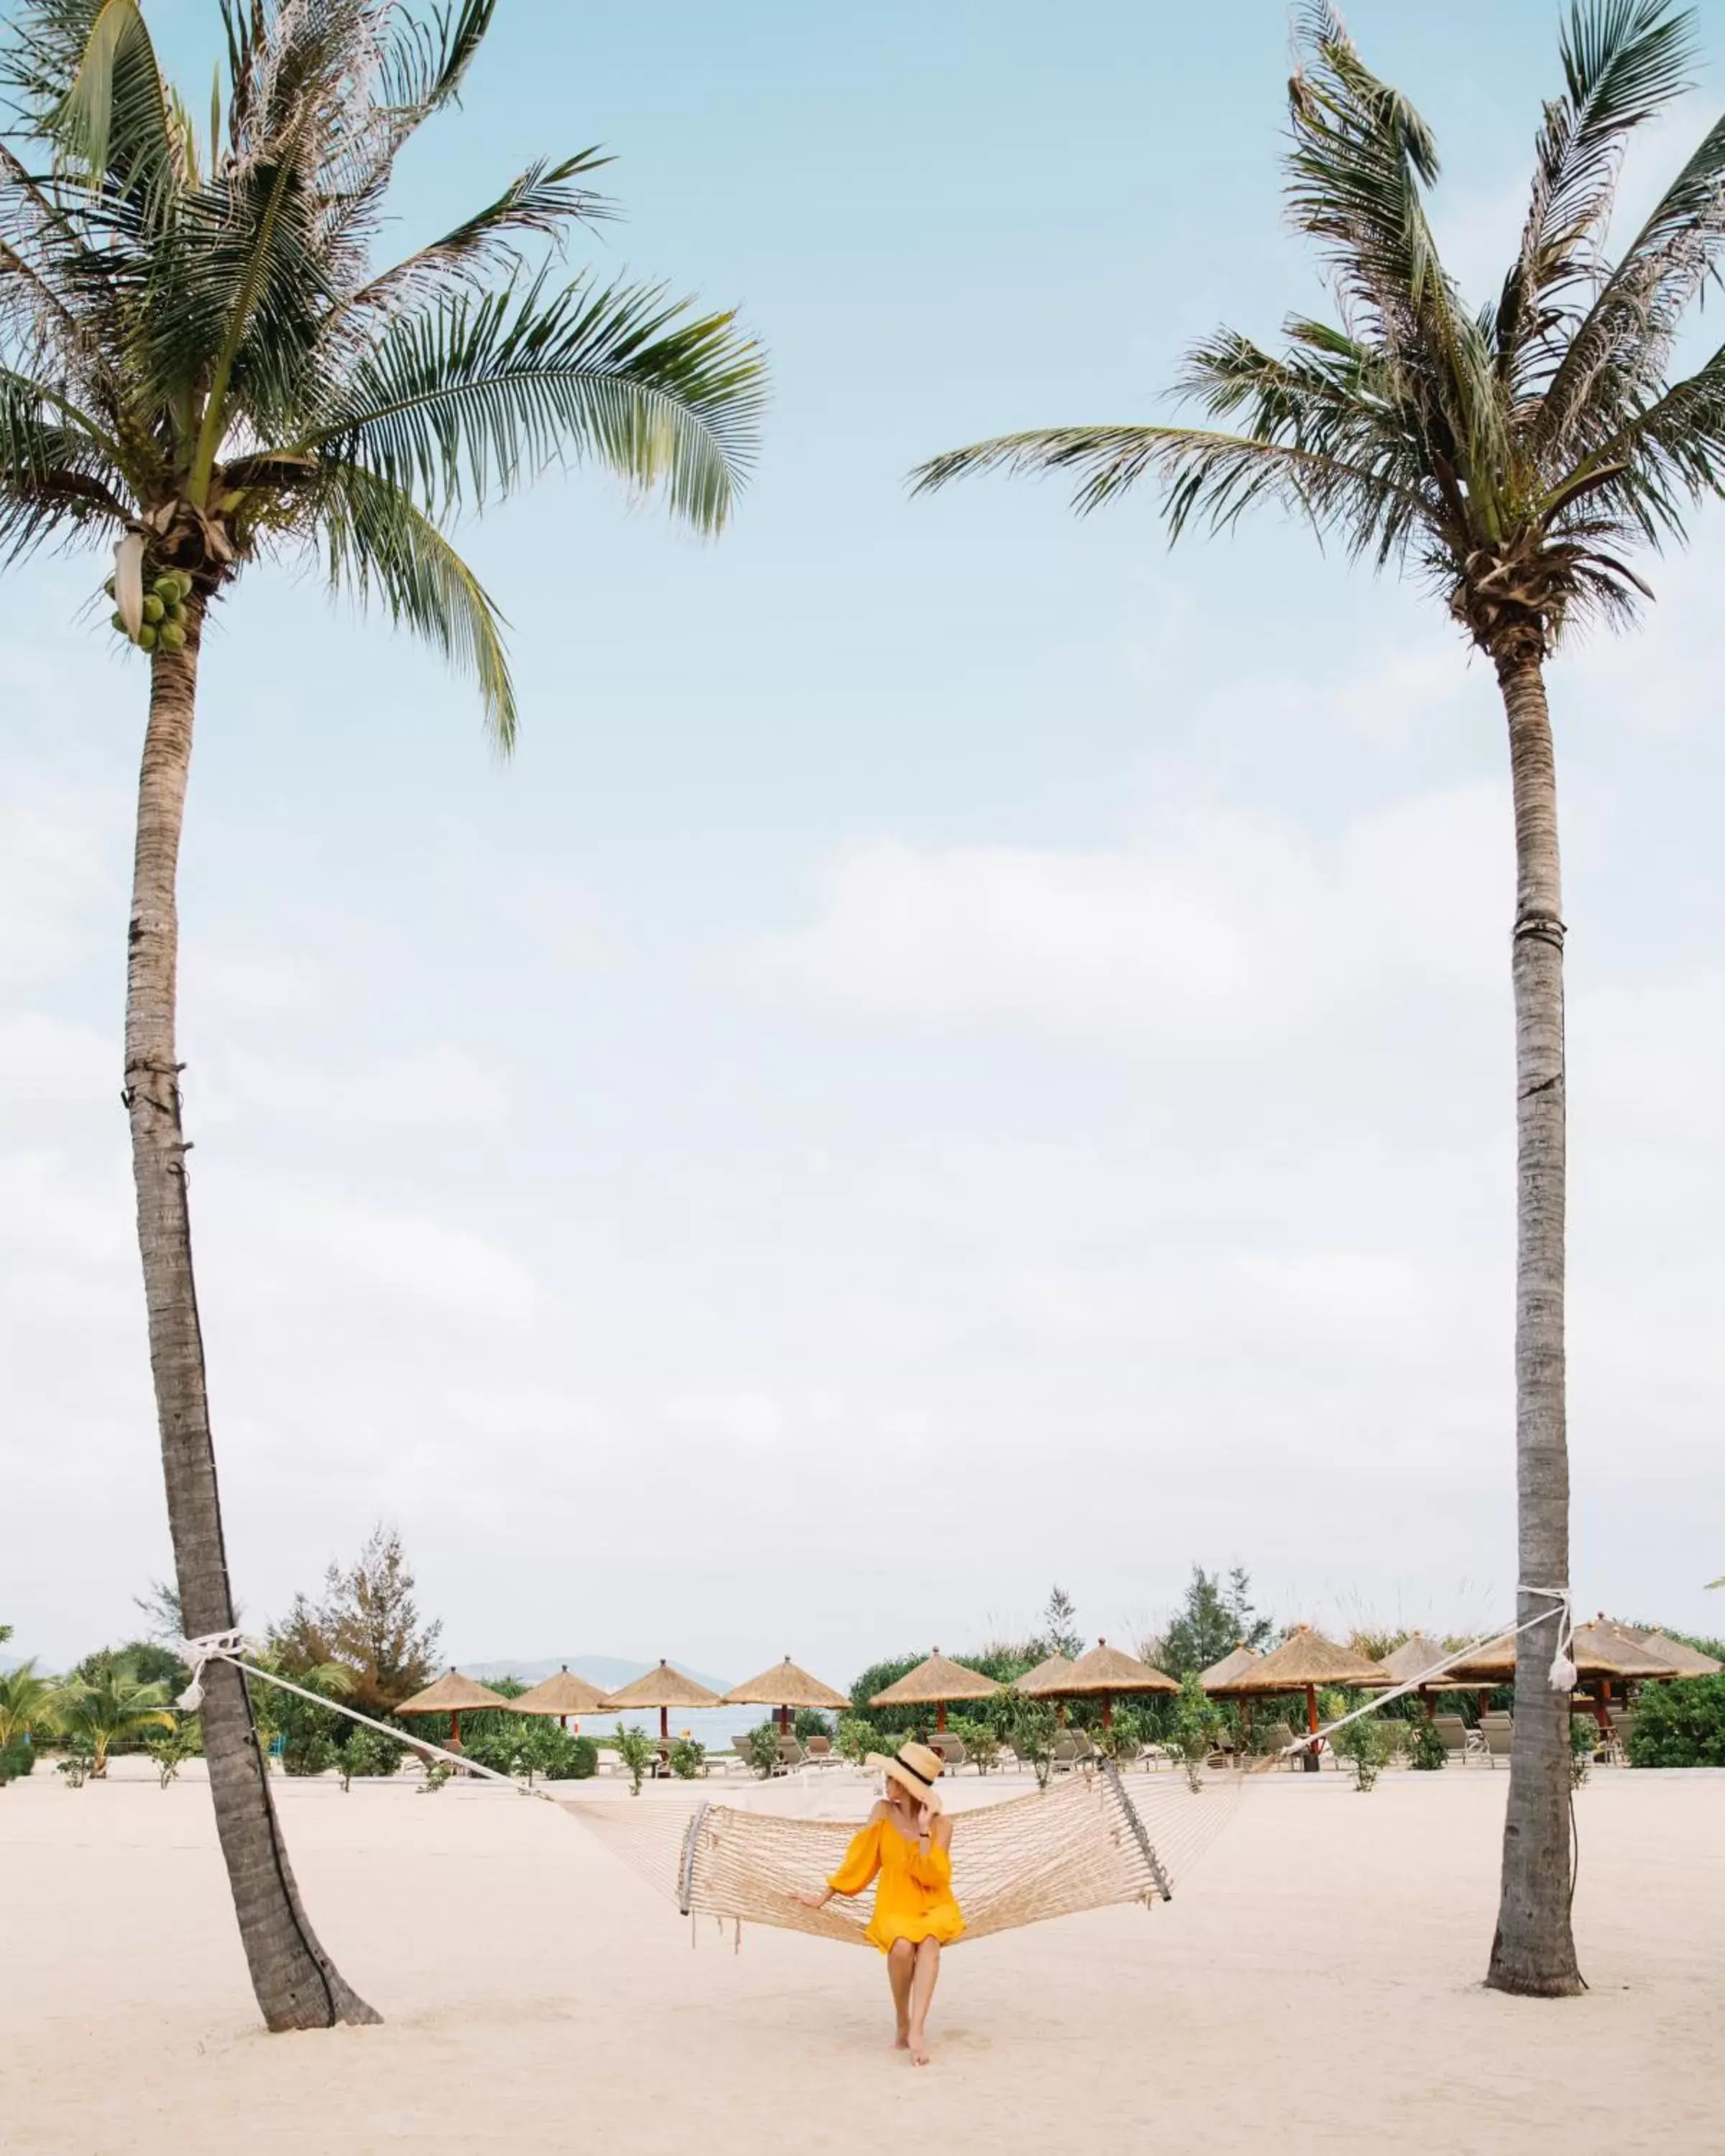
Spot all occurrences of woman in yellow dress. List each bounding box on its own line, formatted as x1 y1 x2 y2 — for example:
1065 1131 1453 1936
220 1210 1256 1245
797 1739 963 2065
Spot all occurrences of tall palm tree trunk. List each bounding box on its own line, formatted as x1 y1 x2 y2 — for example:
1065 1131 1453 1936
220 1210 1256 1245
1485 642 1583 1999
124 597 379 2032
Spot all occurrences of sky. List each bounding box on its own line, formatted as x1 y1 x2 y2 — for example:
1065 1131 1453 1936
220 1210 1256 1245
3 1 1724 1682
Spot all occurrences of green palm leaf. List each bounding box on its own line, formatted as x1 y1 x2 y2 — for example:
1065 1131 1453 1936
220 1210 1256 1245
303 272 765 532
317 459 516 747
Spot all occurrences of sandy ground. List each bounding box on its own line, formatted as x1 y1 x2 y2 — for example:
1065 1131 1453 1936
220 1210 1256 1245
3 1759 1721 2156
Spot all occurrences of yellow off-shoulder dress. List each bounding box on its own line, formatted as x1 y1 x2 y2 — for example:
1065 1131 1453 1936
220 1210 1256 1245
827 1812 966 1953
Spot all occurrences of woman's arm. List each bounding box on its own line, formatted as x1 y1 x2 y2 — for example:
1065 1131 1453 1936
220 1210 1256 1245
796 1807 885 1908
906 1805 955 1889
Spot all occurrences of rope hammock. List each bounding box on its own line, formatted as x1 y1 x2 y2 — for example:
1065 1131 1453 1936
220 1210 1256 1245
170 1589 1573 1950
555 1764 1245 1945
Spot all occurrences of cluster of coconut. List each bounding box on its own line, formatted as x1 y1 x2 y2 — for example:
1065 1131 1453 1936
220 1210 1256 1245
107 569 193 653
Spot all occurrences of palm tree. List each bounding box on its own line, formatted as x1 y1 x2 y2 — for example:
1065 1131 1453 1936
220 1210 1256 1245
51 1654 176 1774
0 0 763 2030
0 1659 62 1767
912 0 1725 1996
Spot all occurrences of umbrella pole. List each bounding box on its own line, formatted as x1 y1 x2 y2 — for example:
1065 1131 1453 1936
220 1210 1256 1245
937 1700 947 1733
1422 1687 1434 1721
1102 1695 1113 1731
661 1706 669 1741
450 1711 461 1754
1306 1685 1318 1734
1593 1682 1611 1734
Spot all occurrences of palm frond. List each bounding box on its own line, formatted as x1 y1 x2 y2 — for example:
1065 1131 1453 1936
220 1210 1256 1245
910 420 1425 554
317 458 515 747
380 0 496 121
0 366 131 559
1498 0 1695 386
303 272 765 531
1540 103 1725 454
46 0 178 211
337 149 617 324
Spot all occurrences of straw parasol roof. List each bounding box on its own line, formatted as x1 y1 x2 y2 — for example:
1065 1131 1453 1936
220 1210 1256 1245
1447 1620 1680 1685
1013 1651 1075 1695
1206 1625 1389 1696
869 1649 1000 1708
392 1668 514 1716
510 1666 608 1718
1619 1626 1722 1677
600 1659 724 1713
1046 1639 1177 1697
1379 1631 1468 1687
722 1657 851 1711
1199 1642 1261 1692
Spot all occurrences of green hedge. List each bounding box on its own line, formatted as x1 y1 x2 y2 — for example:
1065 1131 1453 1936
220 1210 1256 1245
1626 1676 1725 1767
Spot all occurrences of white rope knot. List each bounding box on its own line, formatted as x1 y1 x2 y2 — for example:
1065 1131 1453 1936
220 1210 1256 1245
173 1629 247 1710
1519 1585 1576 1693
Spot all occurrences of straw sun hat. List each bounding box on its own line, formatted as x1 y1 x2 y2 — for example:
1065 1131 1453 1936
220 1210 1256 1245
866 1738 947 1812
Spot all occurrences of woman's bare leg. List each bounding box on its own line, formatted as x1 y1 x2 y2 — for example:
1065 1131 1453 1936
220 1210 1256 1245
886 1938 914 2047
906 1936 941 2064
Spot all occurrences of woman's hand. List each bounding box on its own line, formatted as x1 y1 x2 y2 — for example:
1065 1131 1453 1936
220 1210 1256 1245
794 1888 833 1909
916 1802 934 1838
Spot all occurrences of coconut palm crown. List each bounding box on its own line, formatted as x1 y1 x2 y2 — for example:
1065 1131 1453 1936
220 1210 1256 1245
0 0 765 740
915 0 1725 663
914 0 1725 2002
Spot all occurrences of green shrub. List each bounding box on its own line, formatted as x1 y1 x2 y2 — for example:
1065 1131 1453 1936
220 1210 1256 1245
281 1731 336 1777
669 1738 706 1779
0 1736 36 1782
613 1725 656 1795
414 1756 454 1794
743 1723 783 1778
1330 1713 1393 1792
1004 1694 1059 1789
334 1728 400 1789
834 1717 875 1765
1405 1718 1446 1771
147 1728 198 1787
559 1734 599 1781
1626 1677 1725 1768
56 1742 96 1787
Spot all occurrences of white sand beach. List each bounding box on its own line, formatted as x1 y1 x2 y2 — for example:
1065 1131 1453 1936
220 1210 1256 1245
4 1763 1721 2155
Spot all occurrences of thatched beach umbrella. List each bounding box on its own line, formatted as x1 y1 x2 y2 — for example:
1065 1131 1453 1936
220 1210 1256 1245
601 1659 723 1741
1025 1638 1177 1728
510 1666 608 1731
393 1668 514 1754
1199 1642 1261 1692
1379 1631 1470 1718
1015 1651 1075 1693
869 1649 1000 1733
1208 1625 1389 1743
1619 1626 1722 1677
722 1656 850 1735
1448 1618 1678 1729
1198 1641 1261 1742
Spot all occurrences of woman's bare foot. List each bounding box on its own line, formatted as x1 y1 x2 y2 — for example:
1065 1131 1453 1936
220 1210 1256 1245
893 2026 910 2050
907 2024 930 2065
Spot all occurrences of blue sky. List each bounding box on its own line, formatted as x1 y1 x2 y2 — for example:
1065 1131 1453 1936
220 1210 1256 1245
4 2 1724 1677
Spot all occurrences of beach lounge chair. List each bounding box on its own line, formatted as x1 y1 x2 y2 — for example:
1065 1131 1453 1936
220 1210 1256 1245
1480 1718 1514 1766
929 1733 967 1773
1069 1731 1098 1771
773 1738 806 1775
1434 1713 1486 1765
804 1735 834 1766
1264 1720 1300 1769
1049 1735 1080 1774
